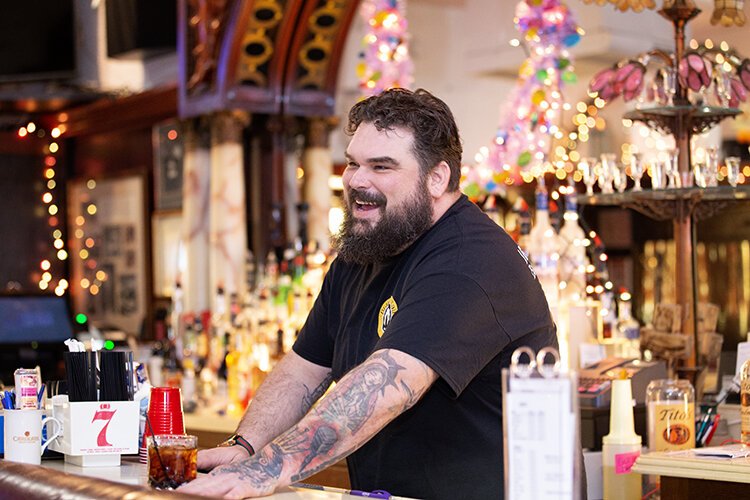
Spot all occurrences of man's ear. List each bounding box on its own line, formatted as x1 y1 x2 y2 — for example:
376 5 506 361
428 161 451 198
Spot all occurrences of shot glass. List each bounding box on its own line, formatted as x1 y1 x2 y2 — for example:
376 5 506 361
147 434 198 489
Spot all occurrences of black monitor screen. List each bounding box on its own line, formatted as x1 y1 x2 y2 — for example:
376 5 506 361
0 0 76 82
0 295 74 344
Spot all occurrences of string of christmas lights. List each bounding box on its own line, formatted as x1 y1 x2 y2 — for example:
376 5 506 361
357 0 414 96
72 177 108 298
17 121 70 296
462 0 581 198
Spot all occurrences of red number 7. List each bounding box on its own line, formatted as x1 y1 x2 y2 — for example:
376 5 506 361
92 410 117 446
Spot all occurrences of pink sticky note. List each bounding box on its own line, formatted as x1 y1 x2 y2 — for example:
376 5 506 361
615 451 640 474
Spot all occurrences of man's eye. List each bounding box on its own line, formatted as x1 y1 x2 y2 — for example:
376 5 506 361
373 165 388 171
346 162 358 170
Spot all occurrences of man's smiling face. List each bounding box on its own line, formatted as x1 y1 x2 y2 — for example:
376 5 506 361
334 122 434 264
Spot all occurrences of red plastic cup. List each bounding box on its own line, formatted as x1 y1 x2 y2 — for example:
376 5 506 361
141 387 186 463
149 387 184 412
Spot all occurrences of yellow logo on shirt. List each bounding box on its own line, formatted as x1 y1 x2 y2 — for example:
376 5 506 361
377 296 398 337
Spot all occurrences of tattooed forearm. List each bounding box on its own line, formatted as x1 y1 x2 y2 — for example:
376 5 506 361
212 443 284 487
318 350 405 434
240 350 436 490
289 445 357 483
301 373 334 412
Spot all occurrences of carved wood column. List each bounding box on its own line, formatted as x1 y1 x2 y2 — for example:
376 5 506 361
249 115 287 260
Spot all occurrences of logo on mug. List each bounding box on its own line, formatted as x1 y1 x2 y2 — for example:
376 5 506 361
13 430 40 444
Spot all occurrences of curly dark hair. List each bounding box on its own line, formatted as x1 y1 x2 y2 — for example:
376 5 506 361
345 88 463 192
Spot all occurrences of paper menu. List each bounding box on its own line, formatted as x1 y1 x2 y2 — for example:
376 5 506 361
504 372 578 500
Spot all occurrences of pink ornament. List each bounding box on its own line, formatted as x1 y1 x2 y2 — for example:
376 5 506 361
615 60 647 101
590 66 618 100
678 52 711 92
730 76 747 107
738 58 750 91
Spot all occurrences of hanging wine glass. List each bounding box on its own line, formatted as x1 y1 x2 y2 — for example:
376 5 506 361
725 156 741 187
613 162 629 193
661 67 677 107
706 146 719 187
579 157 598 196
599 153 616 194
665 149 680 188
630 153 644 191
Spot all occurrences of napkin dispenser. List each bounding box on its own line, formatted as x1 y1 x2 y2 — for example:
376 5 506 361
48 395 139 467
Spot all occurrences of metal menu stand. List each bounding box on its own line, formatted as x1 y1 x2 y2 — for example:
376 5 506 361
502 347 581 500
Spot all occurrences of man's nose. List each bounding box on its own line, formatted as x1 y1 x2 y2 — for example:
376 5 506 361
345 167 372 190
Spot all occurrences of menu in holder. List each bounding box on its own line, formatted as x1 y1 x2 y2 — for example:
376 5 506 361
502 347 581 500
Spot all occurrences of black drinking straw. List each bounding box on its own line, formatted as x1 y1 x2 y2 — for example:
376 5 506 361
145 414 179 489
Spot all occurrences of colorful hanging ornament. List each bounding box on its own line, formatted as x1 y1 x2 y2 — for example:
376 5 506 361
461 0 581 197
357 0 414 96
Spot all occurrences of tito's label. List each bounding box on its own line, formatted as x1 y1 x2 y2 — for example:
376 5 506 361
651 402 695 451
740 380 750 438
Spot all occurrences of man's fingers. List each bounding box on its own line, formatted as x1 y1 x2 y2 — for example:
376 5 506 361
178 474 235 496
197 447 246 471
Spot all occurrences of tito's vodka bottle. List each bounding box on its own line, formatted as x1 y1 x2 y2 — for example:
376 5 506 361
528 178 560 309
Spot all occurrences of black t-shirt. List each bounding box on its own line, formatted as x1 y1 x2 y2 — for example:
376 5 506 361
293 194 557 500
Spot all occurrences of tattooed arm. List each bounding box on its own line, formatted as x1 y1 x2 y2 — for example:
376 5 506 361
194 350 333 472
179 348 437 498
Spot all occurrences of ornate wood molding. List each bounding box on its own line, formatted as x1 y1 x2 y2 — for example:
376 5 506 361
178 0 359 118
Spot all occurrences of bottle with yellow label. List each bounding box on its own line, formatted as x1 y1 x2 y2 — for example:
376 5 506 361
646 379 695 451
741 359 750 444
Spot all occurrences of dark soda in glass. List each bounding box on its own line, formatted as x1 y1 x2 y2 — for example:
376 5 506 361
147 435 198 488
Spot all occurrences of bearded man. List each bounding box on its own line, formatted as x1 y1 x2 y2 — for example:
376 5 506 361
180 88 562 499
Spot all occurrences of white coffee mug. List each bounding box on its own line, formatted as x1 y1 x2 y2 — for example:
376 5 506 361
3 408 62 465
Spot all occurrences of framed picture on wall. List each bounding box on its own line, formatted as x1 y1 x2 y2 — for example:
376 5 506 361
67 174 148 334
153 120 184 211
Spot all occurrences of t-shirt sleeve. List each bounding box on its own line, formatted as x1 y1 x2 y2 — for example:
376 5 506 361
374 272 510 398
292 268 335 368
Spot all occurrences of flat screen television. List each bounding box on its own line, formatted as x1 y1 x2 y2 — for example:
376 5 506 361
0 0 76 82
0 294 74 386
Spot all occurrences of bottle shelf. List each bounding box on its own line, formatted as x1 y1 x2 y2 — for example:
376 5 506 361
577 186 750 221
623 105 742 137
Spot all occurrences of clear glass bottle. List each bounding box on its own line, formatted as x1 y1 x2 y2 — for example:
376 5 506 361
528 177 560 309
558 185 587 305
741 359 750 444
646 379 695 451
616 296 640 341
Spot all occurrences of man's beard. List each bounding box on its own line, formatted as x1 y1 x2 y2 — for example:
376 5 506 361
332 178 433 265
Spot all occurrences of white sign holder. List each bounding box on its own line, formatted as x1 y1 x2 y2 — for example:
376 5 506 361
503 347 582 500
48 395 139 467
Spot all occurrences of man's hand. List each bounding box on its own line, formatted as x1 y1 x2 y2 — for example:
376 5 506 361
197 446 249 472
179 446 283 498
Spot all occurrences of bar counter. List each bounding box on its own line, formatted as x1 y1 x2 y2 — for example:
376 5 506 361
0 457 412 499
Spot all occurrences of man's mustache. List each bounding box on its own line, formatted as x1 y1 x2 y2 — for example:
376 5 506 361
346 188 387 206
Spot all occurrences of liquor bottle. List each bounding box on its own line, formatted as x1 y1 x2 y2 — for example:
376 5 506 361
741 359 750 444
515 198 531 253
558 185 588 305
528 178 560 309
483 195 504 227
646 379 695 451
616 293 640 341
600 290 617 340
